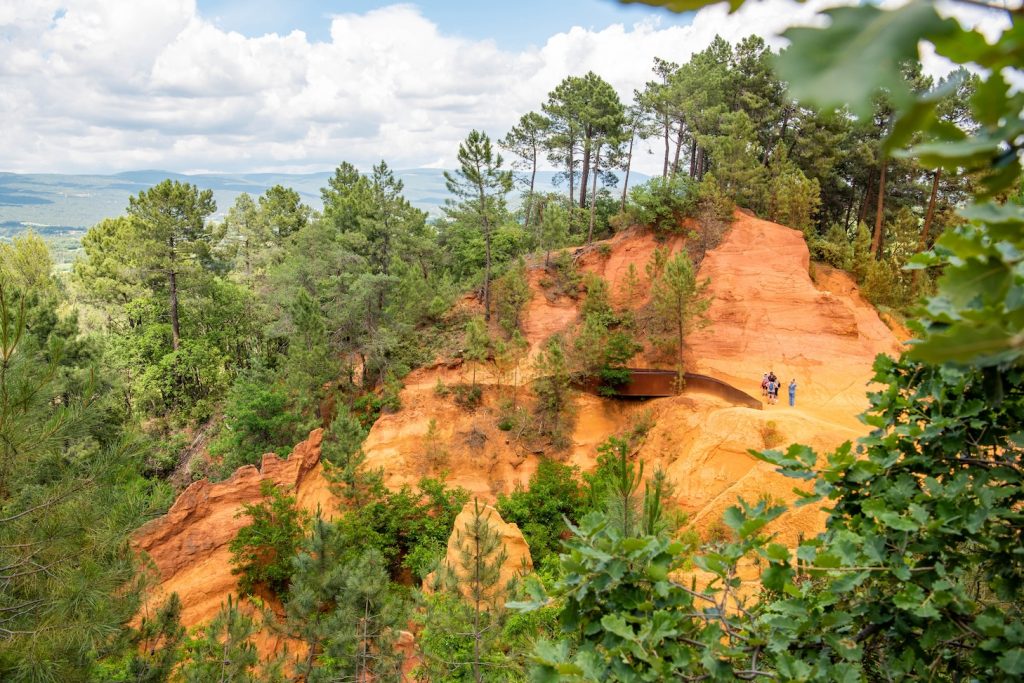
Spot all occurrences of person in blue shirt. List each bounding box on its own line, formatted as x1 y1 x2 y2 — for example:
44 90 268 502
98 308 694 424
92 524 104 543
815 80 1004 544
788 378 797 407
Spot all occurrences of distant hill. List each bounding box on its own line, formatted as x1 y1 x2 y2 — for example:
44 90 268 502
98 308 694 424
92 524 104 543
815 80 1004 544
0 168 650 232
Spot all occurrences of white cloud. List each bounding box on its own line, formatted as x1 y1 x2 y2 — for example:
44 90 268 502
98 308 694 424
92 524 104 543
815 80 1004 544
0 0 1010 177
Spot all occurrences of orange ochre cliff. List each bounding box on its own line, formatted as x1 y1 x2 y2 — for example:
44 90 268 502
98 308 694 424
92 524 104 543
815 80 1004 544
132 210 903 656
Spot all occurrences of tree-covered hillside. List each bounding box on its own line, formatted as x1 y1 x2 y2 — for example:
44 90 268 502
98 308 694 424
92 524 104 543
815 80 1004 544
0 0 1021 680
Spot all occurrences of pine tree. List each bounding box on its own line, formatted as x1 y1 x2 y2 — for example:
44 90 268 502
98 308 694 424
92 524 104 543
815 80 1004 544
500 111 550 232
493 329 529 407
600 437 644 537
281 518 407 683
421 501 510 683
126 179 217 351
618 263 644 319
0 273 168 681
537 197 569 267
649 251 712 373
532 335 572 447
178 596 283 683
444 131 513 321
279 288 332 412
422 418 449 474
126 593 186 683
229 481 310 597
458 501 508 683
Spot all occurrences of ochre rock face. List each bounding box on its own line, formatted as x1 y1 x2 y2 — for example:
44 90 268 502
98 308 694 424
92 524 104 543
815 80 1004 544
135 210 902 650
362 212 901 527
427 501 533 602
683 212 903 429
133 428 337 632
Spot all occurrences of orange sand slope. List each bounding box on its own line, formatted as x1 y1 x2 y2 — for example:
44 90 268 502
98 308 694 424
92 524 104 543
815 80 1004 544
133 210 902 634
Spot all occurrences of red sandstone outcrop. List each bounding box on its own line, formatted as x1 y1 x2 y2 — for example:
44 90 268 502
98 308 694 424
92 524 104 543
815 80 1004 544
133 428 338 631
362 211 901 517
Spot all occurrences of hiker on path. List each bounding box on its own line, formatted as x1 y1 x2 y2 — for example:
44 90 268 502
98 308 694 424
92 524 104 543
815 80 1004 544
789 379 797 407
766 378 777 405
761 373 769 396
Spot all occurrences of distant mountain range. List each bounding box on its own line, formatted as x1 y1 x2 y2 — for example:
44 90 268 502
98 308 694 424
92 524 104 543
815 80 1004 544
0 168 650 233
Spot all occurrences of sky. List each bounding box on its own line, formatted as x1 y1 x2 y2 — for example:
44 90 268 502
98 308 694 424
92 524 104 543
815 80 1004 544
0 0 1014 177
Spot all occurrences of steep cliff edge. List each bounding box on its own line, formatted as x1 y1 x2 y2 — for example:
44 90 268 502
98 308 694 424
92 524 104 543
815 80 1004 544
133 210 902 635
133 429 337 631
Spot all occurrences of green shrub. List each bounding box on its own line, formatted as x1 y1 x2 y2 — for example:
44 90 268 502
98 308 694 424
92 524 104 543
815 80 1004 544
811 223 855 269
350 379 403 428
695 173 735 224
547 250 581 297
532 335 573 449
333 477 469 580
492 259 531 337
496 459 587 566
624 175 699 235
623 408 655 448
452 383 483 409
229 481 310 597
209 368 309 479
861 258 908 310
144 432 189 479
765 156 821 234
496 398 534 438
760 420 783 449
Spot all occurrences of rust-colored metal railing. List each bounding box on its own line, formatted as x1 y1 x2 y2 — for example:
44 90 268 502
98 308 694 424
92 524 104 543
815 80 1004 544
578 369 763 409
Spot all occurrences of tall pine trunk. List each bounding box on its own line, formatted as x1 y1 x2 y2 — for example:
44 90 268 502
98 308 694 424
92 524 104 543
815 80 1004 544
913 168 942 289
663 113 670 178
567 145 575 207
477 174 493 321
689 138 698 177
588 146 600 244
621 133 635 212
671 124 683 176
870 160 887 257
483 230 492 321
843 190 854 231
525 148 538 232
579 129 592 209
857 175 874 226
774 106 792 162
472 524 483 683
168 269 180 351
920 168 941 250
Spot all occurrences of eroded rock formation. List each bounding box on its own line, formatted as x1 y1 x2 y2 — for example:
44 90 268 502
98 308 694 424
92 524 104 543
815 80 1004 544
133 210 902 647
425 500 533 601
133 428 337 631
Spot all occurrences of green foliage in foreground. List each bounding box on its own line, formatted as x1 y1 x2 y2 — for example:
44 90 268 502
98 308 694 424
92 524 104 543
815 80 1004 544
514 2 1024 680
519 354 1023 681
0 278 172 681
